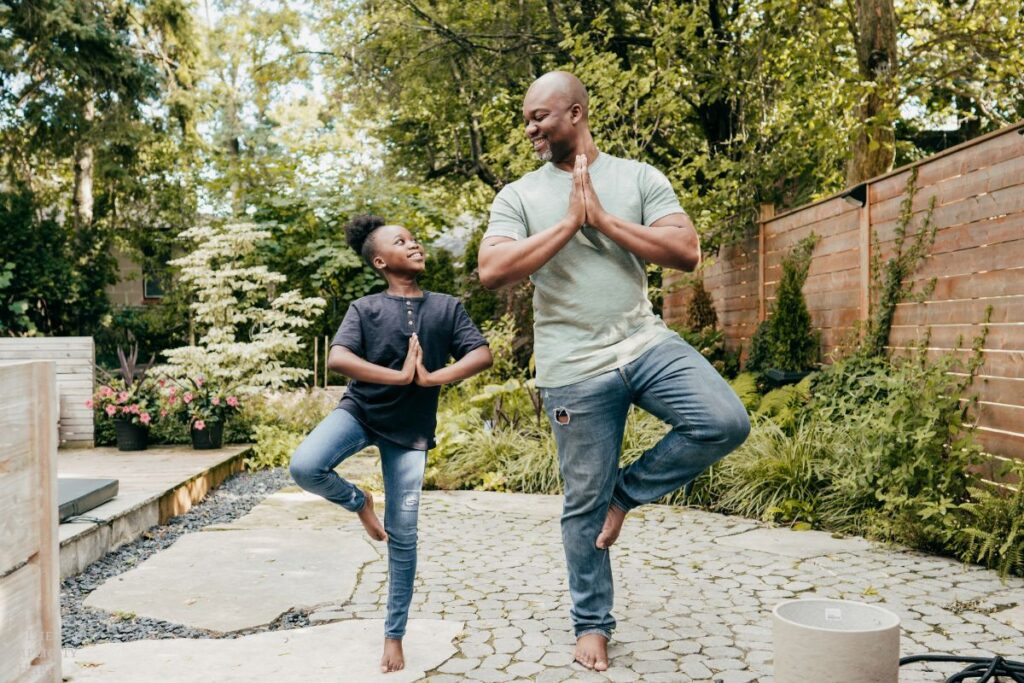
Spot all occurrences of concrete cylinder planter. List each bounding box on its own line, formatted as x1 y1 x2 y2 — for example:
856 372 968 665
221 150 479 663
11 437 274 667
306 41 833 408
773 598 900 683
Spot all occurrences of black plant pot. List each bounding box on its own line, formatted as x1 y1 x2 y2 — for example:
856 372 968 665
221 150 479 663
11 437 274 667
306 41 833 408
190 421 224 450
764 368 812 388
113 419 149 451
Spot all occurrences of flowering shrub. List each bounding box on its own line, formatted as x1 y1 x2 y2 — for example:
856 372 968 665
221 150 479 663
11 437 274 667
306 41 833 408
160 376 241 431
88 378 160 428
158 221 325 394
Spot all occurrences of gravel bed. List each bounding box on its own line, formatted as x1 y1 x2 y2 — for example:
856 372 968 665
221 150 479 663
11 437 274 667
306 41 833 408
61 467 311 648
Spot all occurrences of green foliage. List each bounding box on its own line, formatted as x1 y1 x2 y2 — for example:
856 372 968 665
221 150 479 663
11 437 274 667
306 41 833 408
687 279 719 331
712 417 832 527
754 377 813 432
729 373 762 413
864 168 938 357
244 425 306 471
0 187 115 336
956 464 1024 578
746 235 820 373
806 350 984 548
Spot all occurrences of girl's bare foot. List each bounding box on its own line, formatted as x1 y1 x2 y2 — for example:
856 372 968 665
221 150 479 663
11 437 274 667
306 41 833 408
358 492 388 542
595 504 626 549
381 637 405 673
574 633 609 671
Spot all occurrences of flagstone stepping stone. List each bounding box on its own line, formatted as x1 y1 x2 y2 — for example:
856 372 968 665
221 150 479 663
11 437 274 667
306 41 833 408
84 528 378 632
204 487 363 531
61 619 463 683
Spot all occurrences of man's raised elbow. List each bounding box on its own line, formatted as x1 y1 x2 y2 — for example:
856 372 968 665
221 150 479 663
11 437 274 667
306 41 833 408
477 263 503 290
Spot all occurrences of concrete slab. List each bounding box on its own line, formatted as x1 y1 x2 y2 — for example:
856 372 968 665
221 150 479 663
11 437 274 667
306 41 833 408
206 487 355 530
61 619 463 683
714 526 872 558
431 489 564 518
84 528 378 632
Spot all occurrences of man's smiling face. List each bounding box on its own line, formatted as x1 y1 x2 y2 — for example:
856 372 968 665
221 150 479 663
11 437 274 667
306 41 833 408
522 87 579 164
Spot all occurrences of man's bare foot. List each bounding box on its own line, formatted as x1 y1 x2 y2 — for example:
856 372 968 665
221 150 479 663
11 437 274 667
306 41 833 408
358 492 388 542
574 633 609 671
595 504 626 549
380 637 404 673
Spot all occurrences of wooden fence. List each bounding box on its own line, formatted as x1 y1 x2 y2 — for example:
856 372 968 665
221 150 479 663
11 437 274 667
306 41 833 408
664 121 1024 473
0 338 94 447
0 362 61 683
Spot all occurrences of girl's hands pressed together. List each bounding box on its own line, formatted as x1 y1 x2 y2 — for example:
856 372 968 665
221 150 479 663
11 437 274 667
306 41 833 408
400 334 421 385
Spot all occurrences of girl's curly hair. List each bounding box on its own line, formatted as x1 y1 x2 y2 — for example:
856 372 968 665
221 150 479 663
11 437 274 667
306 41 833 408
344 214 388 267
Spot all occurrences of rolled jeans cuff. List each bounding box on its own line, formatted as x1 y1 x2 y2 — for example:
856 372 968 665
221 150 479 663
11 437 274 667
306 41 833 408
611 489 639 514
576 627 612 641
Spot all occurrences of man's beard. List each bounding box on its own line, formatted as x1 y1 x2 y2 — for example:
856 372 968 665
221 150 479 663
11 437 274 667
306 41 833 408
535 148 553 162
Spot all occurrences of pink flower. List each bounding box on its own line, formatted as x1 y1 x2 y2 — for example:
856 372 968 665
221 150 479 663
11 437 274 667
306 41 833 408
211 397 221 406
121 406 132 414
158 379 166 387
196 377 204 387
101 386 114 397
140 413 151 425
227 396 239 407
117 391 129 403
194 420 206 431
85 398 94 409
130 405 140 414
168 395 177 405
105 405 117 416
160 409 168 418
183 392 194 404
168 386 177 396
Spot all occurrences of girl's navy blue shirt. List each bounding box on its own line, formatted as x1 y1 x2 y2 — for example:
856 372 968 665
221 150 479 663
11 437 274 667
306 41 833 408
331 291 488 451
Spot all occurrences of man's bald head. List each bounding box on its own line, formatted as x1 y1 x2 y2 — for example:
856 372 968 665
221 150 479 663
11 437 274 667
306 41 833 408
524 71 589 119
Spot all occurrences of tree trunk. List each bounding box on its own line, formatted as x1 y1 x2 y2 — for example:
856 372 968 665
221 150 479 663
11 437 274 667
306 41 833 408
73 96 95 231
847 0 899 185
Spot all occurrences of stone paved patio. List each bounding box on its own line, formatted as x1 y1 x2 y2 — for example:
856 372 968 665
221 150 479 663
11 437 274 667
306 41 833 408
62 477 1024 682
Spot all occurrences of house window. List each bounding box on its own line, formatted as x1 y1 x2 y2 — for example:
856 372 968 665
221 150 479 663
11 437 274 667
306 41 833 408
143 272 166 300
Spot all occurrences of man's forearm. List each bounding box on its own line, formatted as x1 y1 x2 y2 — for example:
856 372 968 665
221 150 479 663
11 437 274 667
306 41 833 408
592 214 701 271
478 220 580 289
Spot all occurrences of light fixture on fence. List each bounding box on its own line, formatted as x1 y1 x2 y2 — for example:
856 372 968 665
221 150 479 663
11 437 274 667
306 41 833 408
841 183 868 208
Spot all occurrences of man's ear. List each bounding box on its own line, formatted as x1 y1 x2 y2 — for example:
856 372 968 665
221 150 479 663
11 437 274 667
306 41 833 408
570 103 584 124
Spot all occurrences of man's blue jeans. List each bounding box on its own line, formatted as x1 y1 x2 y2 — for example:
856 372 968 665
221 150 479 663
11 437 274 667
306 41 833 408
289 409 425 640
540 334 750 639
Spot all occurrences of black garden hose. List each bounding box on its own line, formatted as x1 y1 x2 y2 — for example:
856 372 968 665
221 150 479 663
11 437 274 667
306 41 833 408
900 654 1024 683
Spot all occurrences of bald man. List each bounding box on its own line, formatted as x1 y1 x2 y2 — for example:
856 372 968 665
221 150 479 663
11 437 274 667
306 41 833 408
478 71 750 670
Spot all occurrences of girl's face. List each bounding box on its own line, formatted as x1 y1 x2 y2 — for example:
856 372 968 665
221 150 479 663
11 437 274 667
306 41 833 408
371 225 425 274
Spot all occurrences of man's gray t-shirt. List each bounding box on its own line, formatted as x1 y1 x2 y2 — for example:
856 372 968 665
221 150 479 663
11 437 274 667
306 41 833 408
485 153 684 388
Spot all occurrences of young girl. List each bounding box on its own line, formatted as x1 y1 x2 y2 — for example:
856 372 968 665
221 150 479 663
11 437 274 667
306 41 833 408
289 215 492 673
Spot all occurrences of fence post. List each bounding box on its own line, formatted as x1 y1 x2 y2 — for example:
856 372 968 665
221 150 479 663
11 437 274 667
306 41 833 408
757 204 775 323
859 184 872 322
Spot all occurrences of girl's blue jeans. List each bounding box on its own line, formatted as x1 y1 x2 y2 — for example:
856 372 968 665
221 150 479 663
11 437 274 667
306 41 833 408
289 409 425 640
541 334 751 640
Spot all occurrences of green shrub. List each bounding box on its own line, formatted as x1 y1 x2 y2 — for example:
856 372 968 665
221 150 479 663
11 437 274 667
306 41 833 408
687 279 719 331
755 376 813 431
806 351 983 549
746 234 820 373
711 417 831 526
245 424 306 470
956 464 1024 577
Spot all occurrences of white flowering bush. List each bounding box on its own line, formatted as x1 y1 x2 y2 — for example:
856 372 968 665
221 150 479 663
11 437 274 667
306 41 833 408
159 221 325 394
